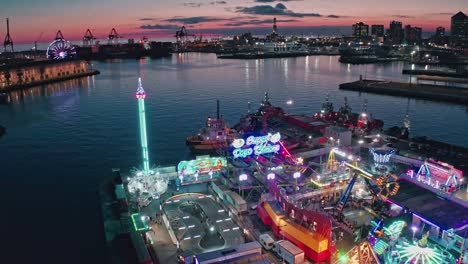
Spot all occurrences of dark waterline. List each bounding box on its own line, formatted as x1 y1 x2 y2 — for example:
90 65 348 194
1 54 467 263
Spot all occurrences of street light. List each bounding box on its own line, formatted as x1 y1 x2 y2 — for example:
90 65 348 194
297 157 304 165
239 173 248 198
267 173 275 180
358 139 364 157
293 171 301 191
411 226 418 240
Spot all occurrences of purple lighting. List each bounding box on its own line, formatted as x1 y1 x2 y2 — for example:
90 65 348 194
136 78 146 99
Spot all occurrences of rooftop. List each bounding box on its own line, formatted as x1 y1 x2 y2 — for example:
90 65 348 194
389 180 468 235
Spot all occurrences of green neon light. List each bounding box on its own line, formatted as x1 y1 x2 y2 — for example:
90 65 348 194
396 241 449 264
383 220 406 237
131 213 149 232
177 157 227 176
137 78 150 175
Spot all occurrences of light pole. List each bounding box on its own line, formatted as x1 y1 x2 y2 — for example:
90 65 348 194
267 173 275 181
194 171 199 182
239 173 248 198
411 226 418 241
293 171 301 191
358 139 364 157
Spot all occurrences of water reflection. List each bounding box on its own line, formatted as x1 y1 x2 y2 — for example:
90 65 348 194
244 60 250 88
8 77 91 104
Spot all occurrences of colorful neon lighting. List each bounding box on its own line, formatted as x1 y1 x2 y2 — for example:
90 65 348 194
383 220 406 238
254 144 280 156
243 132 281 146
395 241 448 264
369 148 396 164
233 148 253 159
136 78 150 175
232 132 281 158
131 213 149 231
232 138 245 148
177 157 227 177
332 148 348 157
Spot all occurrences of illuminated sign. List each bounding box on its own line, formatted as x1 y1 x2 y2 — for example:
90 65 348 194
232 132 281 158
254 144 280 155
178 157 227 177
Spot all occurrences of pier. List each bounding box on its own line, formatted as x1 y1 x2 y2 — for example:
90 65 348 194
0 59 99 92
402 69 468 78
339 79 468 104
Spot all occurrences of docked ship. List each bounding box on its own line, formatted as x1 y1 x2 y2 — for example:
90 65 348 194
74 30 172 60
186 100 235 153
338 42 392 63
313 96 384 135
217 18 309 59
233 93 300 151
233 92 285 134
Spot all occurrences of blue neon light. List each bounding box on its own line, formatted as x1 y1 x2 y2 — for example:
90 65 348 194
232 132 281 159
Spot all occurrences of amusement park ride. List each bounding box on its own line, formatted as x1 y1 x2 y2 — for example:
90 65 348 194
325 148 400 214
127 78 168 203
408 159 464 192
46 30 77 59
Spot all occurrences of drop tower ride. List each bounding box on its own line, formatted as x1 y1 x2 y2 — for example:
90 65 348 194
136 77 150 176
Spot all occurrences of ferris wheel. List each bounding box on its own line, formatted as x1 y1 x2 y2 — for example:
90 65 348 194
46 31 77 59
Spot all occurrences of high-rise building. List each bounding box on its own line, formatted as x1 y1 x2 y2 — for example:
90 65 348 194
436 27 445 37
404 25 422 45
433 26 448 46
371 25 384 37
386 21 404 44
352 22 369 39
451 11 468 48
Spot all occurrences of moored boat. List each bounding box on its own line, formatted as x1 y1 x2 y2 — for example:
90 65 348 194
186 100 234 153
313 96 384 135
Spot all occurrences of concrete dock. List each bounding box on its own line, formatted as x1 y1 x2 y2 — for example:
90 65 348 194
1 69 100 92
339 79 468 104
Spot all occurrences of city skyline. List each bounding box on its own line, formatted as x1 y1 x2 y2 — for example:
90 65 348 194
1 0 467 43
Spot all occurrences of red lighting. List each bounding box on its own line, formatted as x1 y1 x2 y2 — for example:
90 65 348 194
136 92 146 99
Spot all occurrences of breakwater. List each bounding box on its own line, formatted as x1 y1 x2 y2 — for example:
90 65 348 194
339 79 468 104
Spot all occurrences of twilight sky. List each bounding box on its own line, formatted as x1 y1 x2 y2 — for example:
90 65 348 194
1 0 466 43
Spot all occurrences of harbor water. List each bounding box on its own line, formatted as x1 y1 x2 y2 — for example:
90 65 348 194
1 53 467 263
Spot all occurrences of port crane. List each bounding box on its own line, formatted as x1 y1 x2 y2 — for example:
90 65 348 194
83 29 96 46
55 30 65 40
175 26 195 52
108 28 120 45
3 18 14 52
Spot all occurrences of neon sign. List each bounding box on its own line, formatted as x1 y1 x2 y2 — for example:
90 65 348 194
254 144 280 155
232 132 281 158
233 148 253 158
178 157 227 177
